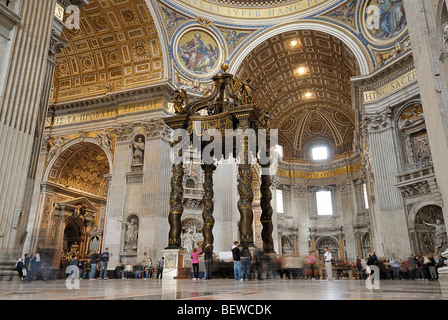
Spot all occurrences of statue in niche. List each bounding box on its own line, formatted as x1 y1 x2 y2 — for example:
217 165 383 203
132 136 145 166
423 219 448 256
118 217 139 252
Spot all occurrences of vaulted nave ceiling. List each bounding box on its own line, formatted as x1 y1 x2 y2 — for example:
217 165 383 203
236 30 360 161
51 0 164 103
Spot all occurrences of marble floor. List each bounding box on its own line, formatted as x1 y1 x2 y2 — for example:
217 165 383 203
0 278 447 301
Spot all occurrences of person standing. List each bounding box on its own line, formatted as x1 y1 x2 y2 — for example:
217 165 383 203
156 257 164 279
324 247 333 281
203 244 213 280
30 251 42 280
408 254 417 280
144 258 152 280
232 241 243 281
89 249 99 280
15 257 24 280
99 248 109 280
389 253 401 280
356 256 364 280
254 248 264 280
241 246 252 280
24 253 32 282
190 247 202 280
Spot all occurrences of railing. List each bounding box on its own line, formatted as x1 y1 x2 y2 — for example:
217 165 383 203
397 161 434 183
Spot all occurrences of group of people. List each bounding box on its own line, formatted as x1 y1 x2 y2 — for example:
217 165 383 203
16 245 447 282
114 257 165 280
15 252 41 281
355 251 446 281
69 248 110 280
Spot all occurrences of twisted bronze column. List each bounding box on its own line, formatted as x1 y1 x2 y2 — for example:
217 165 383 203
237 163 254 246
237 133 254 247
166 161 184 249
260 164 274 253
201 164 216 250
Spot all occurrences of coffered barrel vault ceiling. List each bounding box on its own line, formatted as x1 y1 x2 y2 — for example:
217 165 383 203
236 30 360 161
51 0 164 103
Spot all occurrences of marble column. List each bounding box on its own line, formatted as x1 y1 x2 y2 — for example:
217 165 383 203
338 233 345 261
363 110 411 257
0 0 57 258
403 0 448 239
102 131 131 269
139 120 171 260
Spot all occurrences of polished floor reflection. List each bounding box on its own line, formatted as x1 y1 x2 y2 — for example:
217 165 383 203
1 278 448 300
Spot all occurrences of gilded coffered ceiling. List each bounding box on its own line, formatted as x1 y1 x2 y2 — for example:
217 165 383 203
236 30 360 161
51 0 164 103
48 142 110 197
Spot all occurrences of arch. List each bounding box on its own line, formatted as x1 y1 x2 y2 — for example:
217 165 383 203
43 137 113 183
408 202 443 229
315 235 339 260
281 235 294 254
229 21 371 76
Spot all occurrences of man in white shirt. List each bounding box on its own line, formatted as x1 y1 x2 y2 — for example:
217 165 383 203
324 247 333 281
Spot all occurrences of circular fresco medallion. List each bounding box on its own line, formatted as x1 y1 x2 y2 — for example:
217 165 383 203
175 28 223 78
361 0 407 45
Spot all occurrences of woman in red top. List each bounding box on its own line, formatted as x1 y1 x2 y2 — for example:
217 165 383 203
191 247 202 280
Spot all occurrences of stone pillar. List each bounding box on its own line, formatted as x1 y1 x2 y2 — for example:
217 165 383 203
310 234 317 253
362 109 412 257
201 164 216 249
0 0 57 258
355 231 363 258
51 205 66 270
102 130 131 269
338 233 345 261
292 234 298 255
278 233 283 257
403 0 448 238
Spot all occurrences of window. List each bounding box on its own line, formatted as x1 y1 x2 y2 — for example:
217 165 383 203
312 146 328 161
316 190 333 216
363 183 369 209
276 189 284 213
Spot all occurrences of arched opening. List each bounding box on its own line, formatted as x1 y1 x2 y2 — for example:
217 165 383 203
38 140 111 270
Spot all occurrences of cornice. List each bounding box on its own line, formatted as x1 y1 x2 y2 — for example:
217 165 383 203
49 81 176 115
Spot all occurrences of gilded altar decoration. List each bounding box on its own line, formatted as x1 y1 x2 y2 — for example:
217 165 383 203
164 63 275 250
